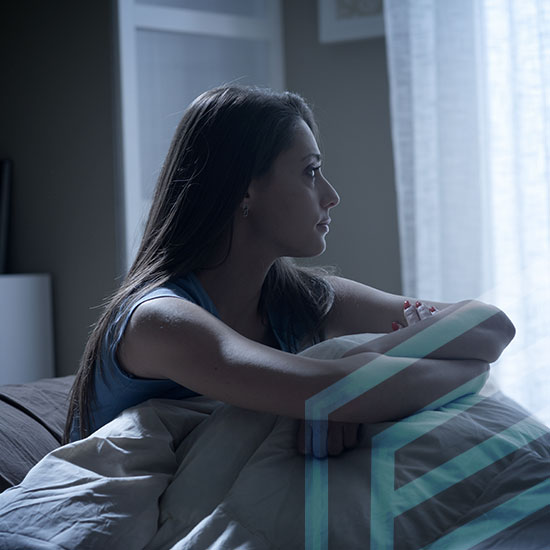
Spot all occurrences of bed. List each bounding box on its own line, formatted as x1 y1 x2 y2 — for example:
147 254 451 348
0 334 548 549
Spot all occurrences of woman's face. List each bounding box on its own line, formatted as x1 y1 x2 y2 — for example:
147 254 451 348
245 119 340 258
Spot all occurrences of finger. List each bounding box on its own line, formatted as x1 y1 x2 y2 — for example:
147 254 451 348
415 301 432 320
343 422 360 449
327 422 345 456
404 302 421 326
310 420 328 459
297 420 307 455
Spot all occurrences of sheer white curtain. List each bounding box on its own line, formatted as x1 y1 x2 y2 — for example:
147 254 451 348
384 0 550 425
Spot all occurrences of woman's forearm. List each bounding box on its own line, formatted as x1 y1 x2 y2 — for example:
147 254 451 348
327 352 489 424
346 300 516 364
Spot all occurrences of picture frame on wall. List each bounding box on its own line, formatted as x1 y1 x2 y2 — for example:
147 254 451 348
318 0 385 43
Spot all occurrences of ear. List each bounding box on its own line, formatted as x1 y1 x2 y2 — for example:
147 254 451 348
244 176 263 200
242 172 268 209
239 190 251 208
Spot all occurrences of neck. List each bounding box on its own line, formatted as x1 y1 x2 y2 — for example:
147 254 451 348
194 247 275 326
193 214 286 326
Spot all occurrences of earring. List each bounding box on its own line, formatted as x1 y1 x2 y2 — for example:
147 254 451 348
242 204 249 218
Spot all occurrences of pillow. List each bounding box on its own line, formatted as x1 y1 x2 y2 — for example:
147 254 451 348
0 375 75 441
0 401 61 489
0 375 75 491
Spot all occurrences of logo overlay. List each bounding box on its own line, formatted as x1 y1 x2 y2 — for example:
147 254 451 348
304 302 550 549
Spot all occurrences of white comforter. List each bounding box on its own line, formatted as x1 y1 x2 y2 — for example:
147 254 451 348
0 334 549 550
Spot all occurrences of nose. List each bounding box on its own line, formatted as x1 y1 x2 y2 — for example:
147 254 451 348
320 172 340 209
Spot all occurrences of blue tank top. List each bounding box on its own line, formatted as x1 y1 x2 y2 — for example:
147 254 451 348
70 272 302 441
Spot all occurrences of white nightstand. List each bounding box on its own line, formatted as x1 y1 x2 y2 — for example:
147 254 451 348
0 274 55 384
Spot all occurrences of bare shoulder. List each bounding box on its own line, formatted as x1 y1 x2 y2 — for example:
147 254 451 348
117 296 238 380
323 276 453 339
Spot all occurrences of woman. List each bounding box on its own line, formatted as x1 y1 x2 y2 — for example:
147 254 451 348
64 85 515 458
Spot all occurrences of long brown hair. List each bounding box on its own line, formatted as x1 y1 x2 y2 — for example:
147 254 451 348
64 85 337 443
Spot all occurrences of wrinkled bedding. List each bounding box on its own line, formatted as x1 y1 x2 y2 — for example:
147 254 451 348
0 335 549 550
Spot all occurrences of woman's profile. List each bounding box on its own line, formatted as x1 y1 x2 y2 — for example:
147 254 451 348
64 85 515 458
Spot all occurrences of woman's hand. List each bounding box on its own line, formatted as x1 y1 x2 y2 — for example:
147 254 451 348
342 300 438 358
391 300 438 331
296 419 361 459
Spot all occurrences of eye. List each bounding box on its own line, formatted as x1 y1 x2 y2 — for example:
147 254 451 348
305 164 321 180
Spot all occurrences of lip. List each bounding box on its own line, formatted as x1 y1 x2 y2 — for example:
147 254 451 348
317 219 330 232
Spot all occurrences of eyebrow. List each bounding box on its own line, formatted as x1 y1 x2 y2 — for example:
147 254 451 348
301 153 322 162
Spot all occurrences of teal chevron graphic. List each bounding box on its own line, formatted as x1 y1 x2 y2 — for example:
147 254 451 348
370 390 550 549
304 301 549 550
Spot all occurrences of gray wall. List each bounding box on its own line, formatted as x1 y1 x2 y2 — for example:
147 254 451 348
283 0 402 294
0 0 401 377
0 1 119 377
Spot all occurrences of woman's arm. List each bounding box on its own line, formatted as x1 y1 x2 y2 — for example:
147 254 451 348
117 297 490 425
322 277 516 364
323 276 455 338
342 299 516 364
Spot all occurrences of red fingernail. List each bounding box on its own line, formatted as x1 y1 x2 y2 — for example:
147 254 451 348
429 306 436 312
403 300 410 309
392 321 400 331
416 301 422 308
